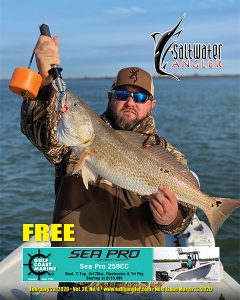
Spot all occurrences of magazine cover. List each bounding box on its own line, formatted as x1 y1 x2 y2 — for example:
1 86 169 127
0 0 239 299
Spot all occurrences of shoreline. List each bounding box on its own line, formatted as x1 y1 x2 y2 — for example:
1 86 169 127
63 74 240 80
1 74 240 81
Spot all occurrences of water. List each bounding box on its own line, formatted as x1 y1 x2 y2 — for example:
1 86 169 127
0 77 239 282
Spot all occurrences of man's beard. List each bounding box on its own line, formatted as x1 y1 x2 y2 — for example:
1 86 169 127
105 106 141 130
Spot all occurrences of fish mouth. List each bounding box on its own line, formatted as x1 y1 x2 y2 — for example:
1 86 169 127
61 103 68 113
59 93 69 113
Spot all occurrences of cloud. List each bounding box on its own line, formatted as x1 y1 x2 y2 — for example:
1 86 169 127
105 7 145 15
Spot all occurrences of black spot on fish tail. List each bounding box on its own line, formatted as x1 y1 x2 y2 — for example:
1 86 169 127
205 197 240 236
211 200 223 208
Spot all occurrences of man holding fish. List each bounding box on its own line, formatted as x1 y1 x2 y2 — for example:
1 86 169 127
21 34 239 299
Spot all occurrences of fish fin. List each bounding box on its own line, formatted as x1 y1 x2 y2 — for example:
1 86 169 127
143 145 199 187
205 198 240 236
173 29 183 39
116 131 146 148
81 163 98 189
72 148 98 189
150 32 162 38
116 131 199 187
72 148 90 174
118 131 198 186
162 62 168 69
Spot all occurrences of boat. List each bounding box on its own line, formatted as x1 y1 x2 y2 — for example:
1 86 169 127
162 215 240 299
169 249 215 281
0 215 239 300
155 258 215 282
171 261 214 281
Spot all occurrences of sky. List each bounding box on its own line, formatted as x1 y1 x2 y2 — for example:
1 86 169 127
153 247 219 260
0 0 240 79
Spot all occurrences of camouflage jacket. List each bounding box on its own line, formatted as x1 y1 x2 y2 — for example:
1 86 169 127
21 85 196 291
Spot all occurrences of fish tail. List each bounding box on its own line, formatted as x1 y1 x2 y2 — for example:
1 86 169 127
205 198 240 236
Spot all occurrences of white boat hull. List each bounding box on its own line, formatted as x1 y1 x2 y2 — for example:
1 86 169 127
171 262 214 281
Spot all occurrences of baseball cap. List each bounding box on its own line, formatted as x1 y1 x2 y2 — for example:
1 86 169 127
112 67 154 96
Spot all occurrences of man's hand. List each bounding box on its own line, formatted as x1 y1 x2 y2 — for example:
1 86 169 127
149 187 178 226
35 35 60 87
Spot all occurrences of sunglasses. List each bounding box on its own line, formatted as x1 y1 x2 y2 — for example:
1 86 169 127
110 90 153 103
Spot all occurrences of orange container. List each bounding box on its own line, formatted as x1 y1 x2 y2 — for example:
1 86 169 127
9 67 42 99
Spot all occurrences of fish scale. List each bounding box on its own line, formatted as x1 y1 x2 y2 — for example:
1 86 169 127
89 130 197 197
56 92 240 235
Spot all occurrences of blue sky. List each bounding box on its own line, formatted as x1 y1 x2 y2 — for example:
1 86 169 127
153 247 219 260
0 0 240 79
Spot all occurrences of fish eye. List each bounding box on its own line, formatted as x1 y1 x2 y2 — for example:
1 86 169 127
73 102 80 107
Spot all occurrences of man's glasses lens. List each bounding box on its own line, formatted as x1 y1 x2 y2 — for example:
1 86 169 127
113 90 151 103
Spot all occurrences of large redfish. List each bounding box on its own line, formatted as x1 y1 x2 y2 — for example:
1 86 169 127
56 92 240 235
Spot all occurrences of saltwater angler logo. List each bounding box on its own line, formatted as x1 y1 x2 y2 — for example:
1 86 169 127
151 13 223 80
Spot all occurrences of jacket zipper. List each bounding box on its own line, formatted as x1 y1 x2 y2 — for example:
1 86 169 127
108 186 121 247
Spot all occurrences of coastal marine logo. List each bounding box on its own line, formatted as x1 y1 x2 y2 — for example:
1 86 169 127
151 13 223 80
23 249 56 280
